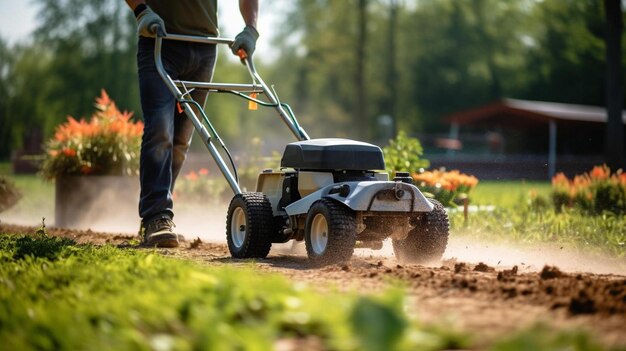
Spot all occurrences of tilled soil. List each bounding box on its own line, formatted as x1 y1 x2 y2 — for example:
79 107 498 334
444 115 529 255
2 223 625 348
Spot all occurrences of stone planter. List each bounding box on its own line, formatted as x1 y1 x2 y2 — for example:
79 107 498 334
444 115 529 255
55 176 140 231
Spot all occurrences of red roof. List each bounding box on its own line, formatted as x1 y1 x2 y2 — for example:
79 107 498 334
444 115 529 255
444 99 626 126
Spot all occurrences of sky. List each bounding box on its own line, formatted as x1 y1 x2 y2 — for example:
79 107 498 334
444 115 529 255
0 0 284 60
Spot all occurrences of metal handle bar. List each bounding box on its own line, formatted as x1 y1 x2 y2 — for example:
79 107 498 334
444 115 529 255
153 32 309 141
151 31 310 195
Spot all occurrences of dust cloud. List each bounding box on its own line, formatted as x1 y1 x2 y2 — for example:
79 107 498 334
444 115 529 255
3 189 625 276
443 235 626 276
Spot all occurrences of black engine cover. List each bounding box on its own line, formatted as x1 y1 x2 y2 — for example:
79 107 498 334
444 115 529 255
280 138 385 171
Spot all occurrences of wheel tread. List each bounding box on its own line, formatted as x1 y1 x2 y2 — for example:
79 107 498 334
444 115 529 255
226 192 273 258
306 198 356 265
392 199 449 264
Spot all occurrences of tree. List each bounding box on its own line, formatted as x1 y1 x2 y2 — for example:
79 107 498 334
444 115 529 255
355 0 369 138
604 0 624 169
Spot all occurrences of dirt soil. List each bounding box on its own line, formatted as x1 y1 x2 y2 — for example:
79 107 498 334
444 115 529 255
2 223 625 348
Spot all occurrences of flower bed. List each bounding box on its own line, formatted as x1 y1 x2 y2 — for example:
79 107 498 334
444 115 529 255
42 90 143 179
552 165 626 214
412 169 479 206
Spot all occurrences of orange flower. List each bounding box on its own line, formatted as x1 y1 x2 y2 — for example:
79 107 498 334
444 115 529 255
552 172 569 187
62 148 77 157
589 164 609 181
185 171 198 181
199 168 209 176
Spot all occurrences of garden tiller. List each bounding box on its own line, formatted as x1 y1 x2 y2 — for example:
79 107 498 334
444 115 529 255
154 32 449 265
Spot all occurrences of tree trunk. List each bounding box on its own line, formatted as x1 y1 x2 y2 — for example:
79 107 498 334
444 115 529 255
604 0 624 169
356 0 368 139
384 0 399 137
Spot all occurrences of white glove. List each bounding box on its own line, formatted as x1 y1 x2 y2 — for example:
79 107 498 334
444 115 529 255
136 5 166 37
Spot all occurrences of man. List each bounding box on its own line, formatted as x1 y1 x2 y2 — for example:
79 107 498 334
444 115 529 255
125 0 260 247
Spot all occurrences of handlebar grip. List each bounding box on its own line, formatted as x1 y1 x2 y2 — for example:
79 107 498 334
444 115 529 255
150 24 165 37
237 49 248 60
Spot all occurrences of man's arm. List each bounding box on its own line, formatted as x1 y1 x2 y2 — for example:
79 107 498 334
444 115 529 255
125 0 166 37
239 0 259 29
231 0 260 58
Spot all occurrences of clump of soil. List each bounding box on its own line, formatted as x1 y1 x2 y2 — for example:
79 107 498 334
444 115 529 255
540 265 567 280
189 237 202 249
497 265 518 281
569 290 597 315
474 262 495 272
454 262 468 273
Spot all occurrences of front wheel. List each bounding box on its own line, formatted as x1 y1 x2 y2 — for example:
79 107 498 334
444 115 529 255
305 199 356 266
392 199 449 264
226 192 273 258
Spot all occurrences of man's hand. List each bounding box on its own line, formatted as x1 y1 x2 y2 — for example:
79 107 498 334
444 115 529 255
231 26 259 59
136 5 166 37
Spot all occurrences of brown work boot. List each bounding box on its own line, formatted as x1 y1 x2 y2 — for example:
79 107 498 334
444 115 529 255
142 217 182 248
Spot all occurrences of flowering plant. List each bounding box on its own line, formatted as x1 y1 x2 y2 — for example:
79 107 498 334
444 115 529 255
412 169 479 206
552 165 626 214
41 90 143 179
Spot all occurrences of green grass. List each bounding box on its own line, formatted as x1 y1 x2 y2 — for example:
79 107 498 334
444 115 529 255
0 233 469 351
0 233 612 351
456 180 626 258
0 162 11 175
470 180 552 207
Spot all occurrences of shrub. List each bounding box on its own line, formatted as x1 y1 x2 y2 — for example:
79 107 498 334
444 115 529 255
412 169 479 207
551 165 626 215
41 90 143 179
383 131 430 176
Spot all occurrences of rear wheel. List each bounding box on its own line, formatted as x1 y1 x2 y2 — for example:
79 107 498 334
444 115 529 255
305 199 356 266
392 199 449 264
226 192 273 258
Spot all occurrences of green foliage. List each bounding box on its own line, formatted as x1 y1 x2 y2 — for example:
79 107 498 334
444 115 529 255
351 294 407 351
0 234 476 351
1 0 624 161
453 181 626 258
552 166 626 215
383 131 430 174
0 176 21 213
0 233 615 350
491 324 605 351
0 0 140 161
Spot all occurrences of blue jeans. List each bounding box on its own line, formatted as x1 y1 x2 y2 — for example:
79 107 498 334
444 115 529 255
137 37 217 222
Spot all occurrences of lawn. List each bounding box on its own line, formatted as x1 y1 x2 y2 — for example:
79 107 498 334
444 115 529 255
0 233 612 351
453 180 626 258
470 180 552 207
0 170 624 350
